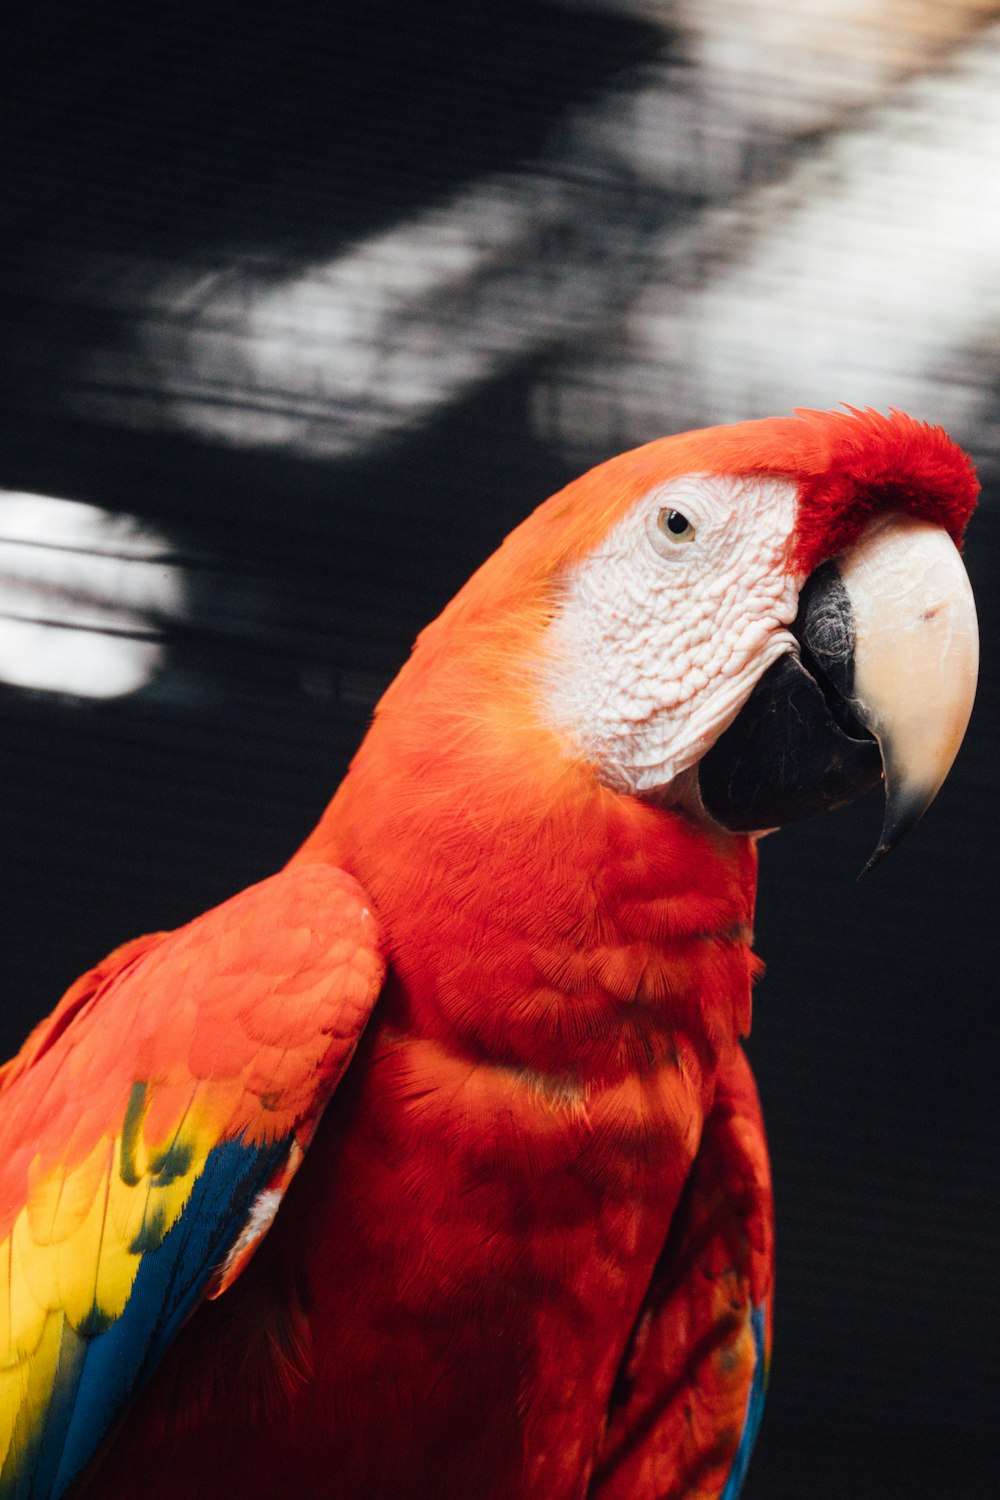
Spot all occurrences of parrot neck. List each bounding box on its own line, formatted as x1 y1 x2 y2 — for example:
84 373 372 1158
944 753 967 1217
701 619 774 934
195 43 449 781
293 684 760 1087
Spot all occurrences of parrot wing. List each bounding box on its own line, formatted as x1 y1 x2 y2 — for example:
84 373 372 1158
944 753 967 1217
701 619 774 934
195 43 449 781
0 862 384 1500
590 1043 773 1500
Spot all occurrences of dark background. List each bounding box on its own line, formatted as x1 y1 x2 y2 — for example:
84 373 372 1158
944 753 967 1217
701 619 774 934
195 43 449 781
0 4 997 1495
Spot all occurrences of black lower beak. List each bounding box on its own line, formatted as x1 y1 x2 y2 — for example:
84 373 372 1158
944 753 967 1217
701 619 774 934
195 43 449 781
697 567 882 836
697 515 978 873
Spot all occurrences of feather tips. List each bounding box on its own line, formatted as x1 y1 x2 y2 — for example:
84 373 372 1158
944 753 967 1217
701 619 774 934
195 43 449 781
590 1044 773 1500
0 863 384 1497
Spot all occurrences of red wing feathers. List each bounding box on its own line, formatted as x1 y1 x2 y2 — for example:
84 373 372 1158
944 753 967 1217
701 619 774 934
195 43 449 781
590 1044 773 1500
0 862 384 1499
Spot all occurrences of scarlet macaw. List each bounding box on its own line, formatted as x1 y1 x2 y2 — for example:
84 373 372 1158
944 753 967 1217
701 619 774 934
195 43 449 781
0 408 979 1499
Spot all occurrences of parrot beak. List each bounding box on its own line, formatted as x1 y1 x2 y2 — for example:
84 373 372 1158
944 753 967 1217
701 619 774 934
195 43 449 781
825 515 979 873
698 514 979 872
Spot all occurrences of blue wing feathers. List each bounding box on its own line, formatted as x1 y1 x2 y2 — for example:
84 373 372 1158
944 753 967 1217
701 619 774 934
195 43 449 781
720 1300 768 1500
19 1135 290 1500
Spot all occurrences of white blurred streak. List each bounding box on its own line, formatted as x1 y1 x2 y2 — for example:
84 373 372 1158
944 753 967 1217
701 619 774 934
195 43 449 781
68 157 645 458
537 22 1000 454
49 8 689 456
681 0 1000 134
44 1 1000 462
141 179 582 452
0 495 184 698
558 1 999 134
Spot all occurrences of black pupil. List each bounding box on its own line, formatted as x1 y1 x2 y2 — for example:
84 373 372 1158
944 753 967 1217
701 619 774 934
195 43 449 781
666 510 689 535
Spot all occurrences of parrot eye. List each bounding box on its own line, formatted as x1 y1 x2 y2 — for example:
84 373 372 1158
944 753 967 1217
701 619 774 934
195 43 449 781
657 508 695 543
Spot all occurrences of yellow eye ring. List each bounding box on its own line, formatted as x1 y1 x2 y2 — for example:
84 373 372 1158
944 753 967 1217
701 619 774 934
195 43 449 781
657 508 695 543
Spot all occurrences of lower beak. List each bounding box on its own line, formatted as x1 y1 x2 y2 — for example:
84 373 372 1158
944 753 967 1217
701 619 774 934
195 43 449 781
698 515 979 872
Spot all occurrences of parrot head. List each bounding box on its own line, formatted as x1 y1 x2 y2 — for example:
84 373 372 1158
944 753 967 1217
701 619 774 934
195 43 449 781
379 406 978 870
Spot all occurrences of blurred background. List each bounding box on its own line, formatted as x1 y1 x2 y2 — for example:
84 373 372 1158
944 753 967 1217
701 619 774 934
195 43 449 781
0 2 996 1494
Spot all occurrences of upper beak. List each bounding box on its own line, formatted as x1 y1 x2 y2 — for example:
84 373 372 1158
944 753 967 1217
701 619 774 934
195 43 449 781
807 515 979 874
698 514 979 871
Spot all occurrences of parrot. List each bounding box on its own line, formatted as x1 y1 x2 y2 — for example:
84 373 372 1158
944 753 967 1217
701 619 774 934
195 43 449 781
0 407 979 1500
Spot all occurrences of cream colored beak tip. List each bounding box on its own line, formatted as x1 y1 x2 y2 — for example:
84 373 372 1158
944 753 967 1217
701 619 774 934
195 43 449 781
838 515 979 874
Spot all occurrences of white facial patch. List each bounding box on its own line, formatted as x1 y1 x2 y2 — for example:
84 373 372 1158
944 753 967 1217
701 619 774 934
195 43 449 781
540 473 801 796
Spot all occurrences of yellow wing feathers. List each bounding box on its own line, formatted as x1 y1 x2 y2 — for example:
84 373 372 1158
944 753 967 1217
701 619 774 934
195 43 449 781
0 862 384 1493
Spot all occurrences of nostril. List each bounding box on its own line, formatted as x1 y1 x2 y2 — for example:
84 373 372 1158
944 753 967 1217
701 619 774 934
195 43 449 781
793 562 875 746
794 562 855 670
